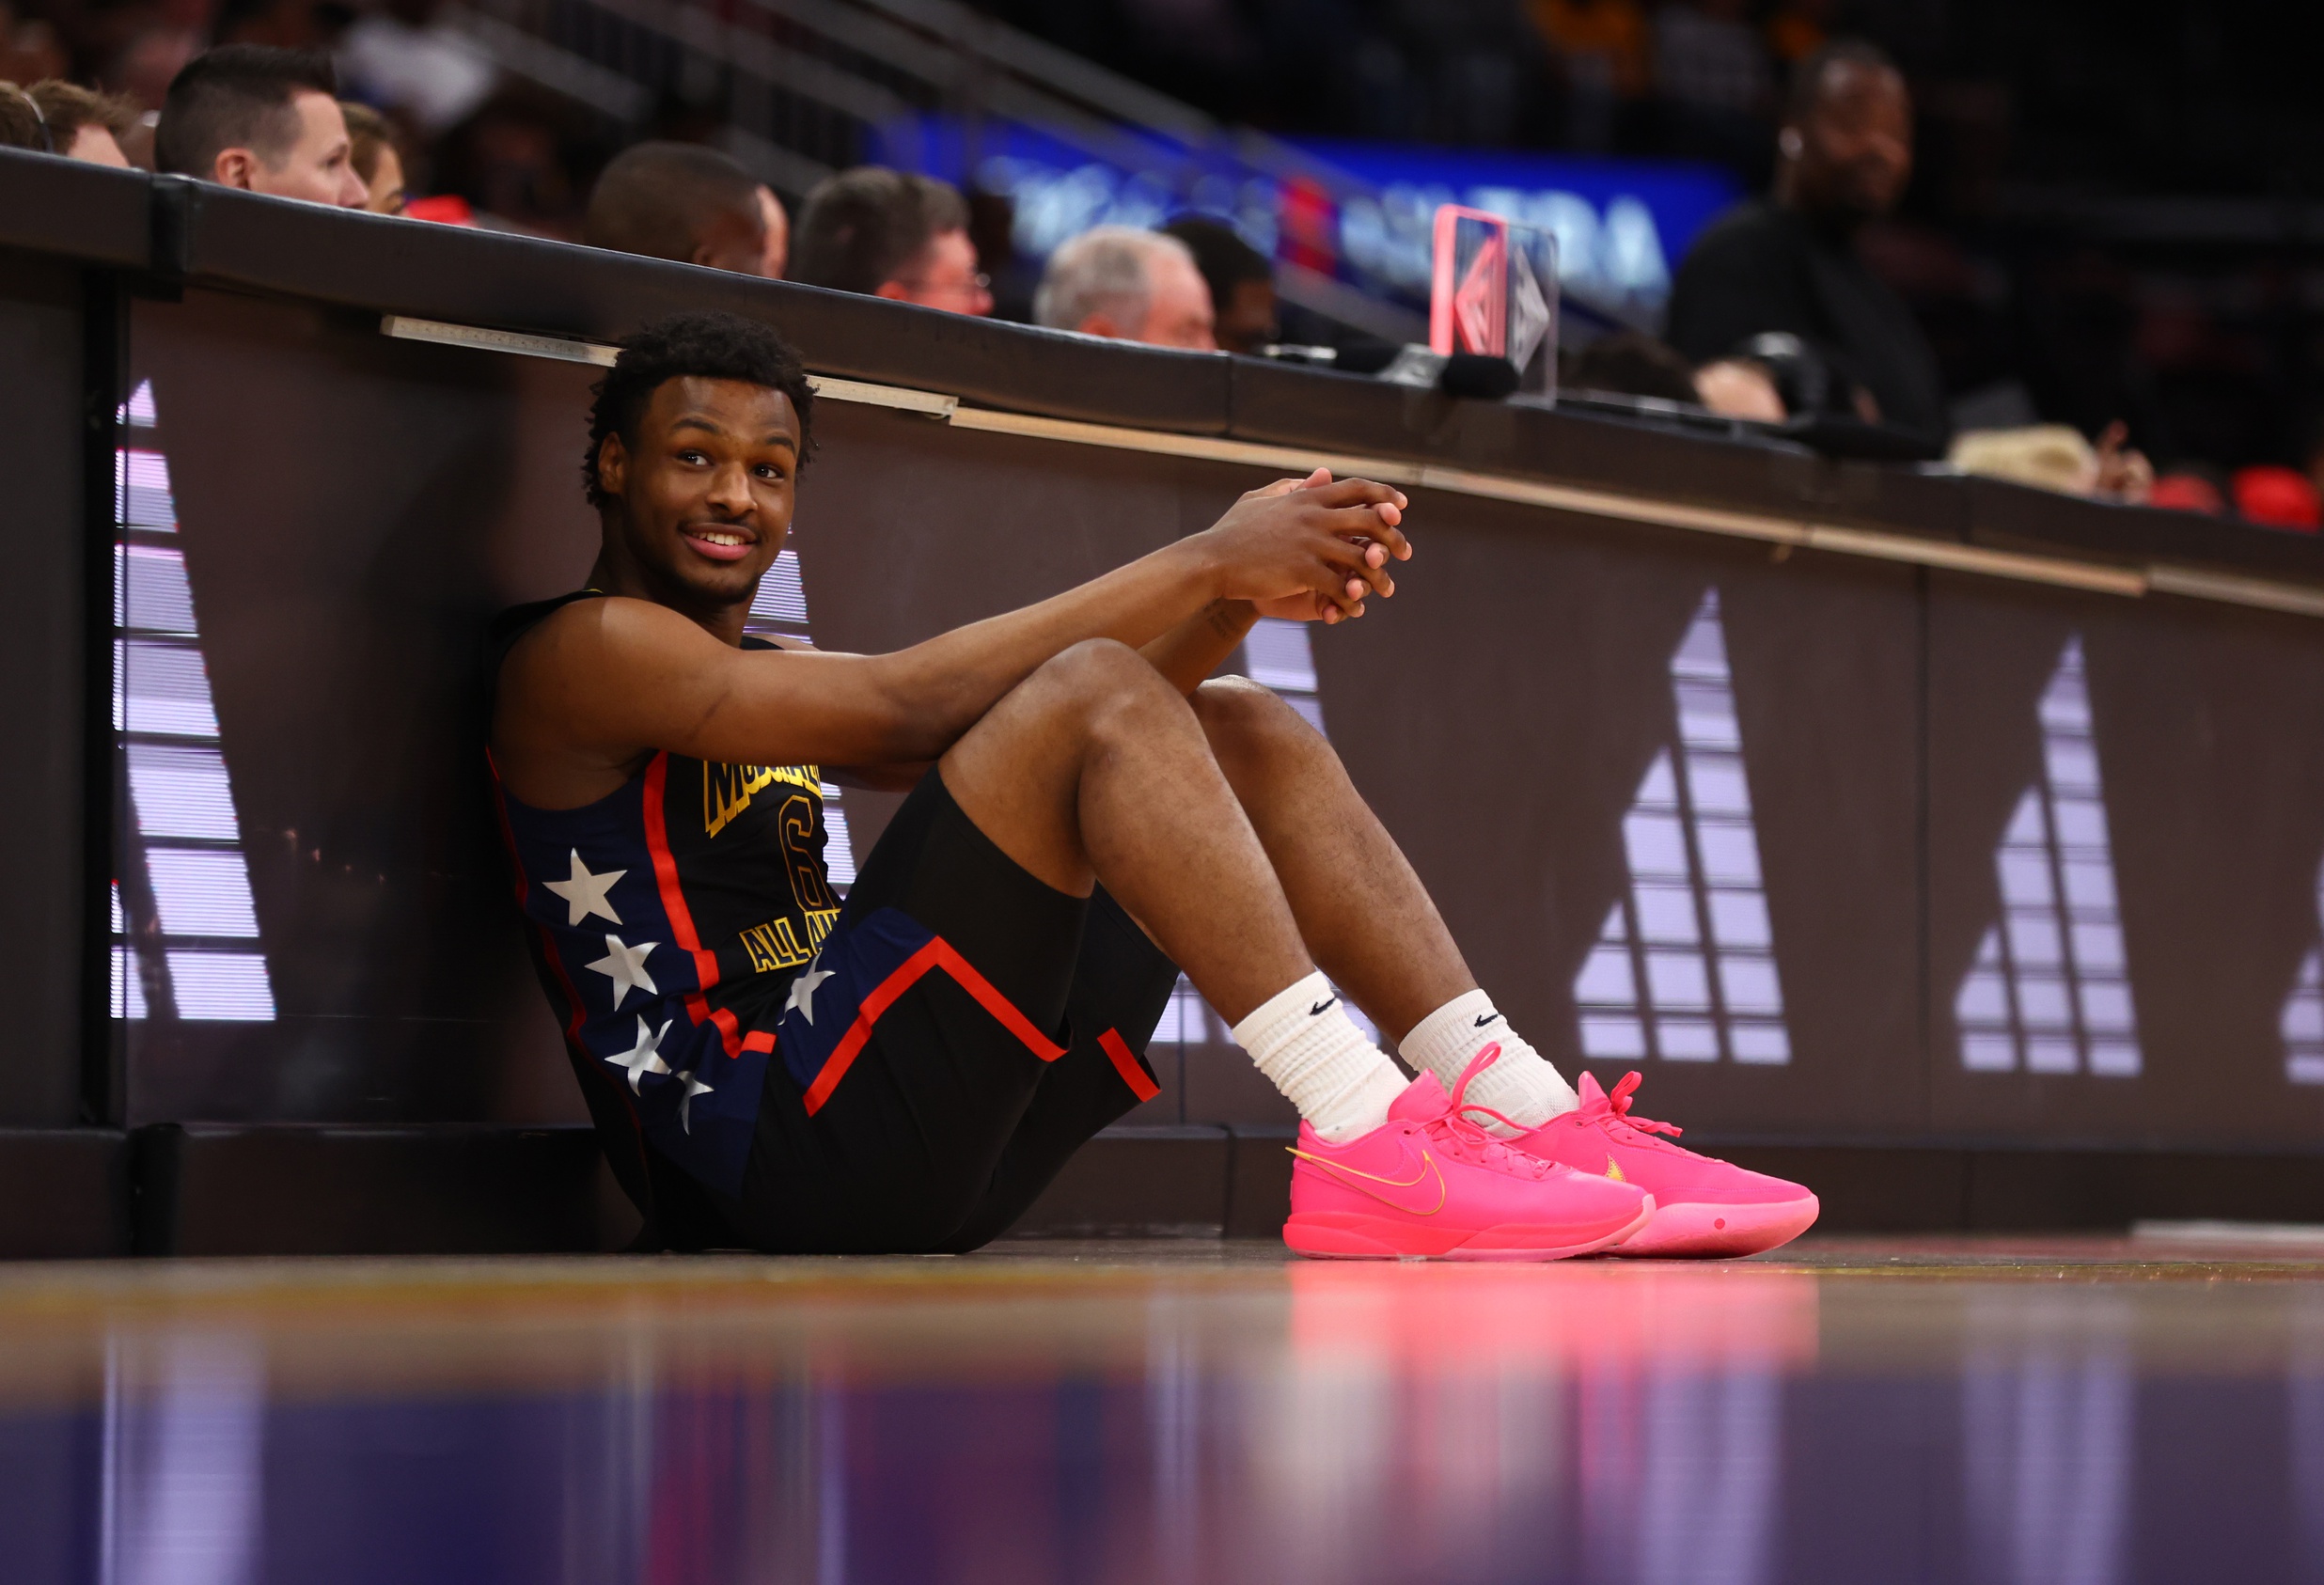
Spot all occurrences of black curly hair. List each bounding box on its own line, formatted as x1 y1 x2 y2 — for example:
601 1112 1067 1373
583 311 816 510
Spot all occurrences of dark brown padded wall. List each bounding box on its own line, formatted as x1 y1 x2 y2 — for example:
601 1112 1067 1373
1314 496 1928 1138
0 254 90 1125
1926 573 2324 1149
128 289 594 1123
96 254 2324 1156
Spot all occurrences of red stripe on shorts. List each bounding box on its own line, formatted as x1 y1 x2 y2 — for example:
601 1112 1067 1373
801 937 1066 1115
1098 1028 1161 1102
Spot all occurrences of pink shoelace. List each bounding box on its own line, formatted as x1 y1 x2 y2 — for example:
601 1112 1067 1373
1589 1071 1685 1140
1434 1044 1560 1180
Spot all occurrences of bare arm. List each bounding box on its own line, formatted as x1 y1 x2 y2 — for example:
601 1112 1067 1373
754 636 931 792
1140 598 1262 695
494 477 1407 807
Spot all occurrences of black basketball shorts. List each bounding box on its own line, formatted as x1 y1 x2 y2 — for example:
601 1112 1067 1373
656 765 1182 1254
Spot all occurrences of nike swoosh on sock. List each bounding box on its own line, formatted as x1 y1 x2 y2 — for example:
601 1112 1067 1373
1473 1012 1501 1028
1311 997 1338 1016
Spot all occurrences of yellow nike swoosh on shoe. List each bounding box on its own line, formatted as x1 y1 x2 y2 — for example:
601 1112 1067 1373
1605 1160 1626 1183
1287 1143 1448 1216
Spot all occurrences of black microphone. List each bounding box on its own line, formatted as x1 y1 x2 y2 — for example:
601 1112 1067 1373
1437 352 1521 401
1374 345 1523 400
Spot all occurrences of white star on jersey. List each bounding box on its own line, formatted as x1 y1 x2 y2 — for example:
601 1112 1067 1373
785 963 835 1024
605 1016 671 1093
544 849 624 927
587 934 658 1007
673 1066 714 1133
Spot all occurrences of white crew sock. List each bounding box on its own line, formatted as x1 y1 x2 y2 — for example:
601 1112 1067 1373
1397 989 1577 1135
1231 971 1408 1142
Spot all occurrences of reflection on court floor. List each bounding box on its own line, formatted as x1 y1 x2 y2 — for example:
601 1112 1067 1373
1962 1291 2134 1585
8 1242 2323 1584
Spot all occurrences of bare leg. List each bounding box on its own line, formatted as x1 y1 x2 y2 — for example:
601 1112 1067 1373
1190 676 1475 1043
938 640 1313 1024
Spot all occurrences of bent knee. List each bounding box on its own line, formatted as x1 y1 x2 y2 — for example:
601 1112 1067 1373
1044 636 1151 683
1028 638 1180 715
1193 674 1313 748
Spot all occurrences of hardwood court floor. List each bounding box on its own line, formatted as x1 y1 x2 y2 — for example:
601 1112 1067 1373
3 1232 2320 1583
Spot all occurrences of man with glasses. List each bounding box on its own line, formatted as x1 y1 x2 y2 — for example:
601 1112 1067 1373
791 166 993 316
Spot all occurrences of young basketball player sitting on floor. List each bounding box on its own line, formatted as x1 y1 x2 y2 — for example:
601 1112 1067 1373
487 310 1818 1259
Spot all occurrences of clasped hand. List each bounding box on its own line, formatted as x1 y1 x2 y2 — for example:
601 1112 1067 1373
1199 466 1412 624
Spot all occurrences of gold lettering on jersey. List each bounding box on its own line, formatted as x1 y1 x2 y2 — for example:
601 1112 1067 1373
740 907 840 974
778 794 838 913
702 761 821 840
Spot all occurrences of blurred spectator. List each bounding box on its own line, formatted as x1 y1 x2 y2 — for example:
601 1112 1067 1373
1158 215 1275 353
336 0 495 138
340 100 403 213
582 142 766 275
1527 0 1648 150
32 80 137 164
756 185 788 279
1665 39 1948 444
2148 473 2225 516
1949 421 2153 504
1562 331 1699 402
428 102 578 235
1562 329 1782 418
2091 421 2154 503
155 45 367 207
1732 328 1850 416
0 79 37 148
1694 356 1785 419
2232 466 2321 531
793 166 989 313
966 184 1039 321
1034 226 1215 350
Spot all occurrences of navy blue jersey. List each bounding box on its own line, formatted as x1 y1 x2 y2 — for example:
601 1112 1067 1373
487 593 840 1201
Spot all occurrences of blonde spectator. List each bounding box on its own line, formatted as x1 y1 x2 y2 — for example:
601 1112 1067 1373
340 101 406 213
1950 421 2154 504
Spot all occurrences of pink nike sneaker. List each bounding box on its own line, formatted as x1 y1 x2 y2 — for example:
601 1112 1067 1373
1505 1071 1818 1258
1283 1049 1654 1262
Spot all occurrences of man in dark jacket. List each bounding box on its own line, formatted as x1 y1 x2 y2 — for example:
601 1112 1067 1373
1663 39 1947 443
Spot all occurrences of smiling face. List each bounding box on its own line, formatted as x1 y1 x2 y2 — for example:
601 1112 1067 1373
592 376 802 639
